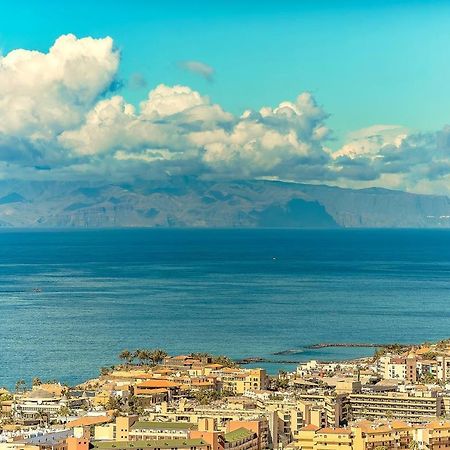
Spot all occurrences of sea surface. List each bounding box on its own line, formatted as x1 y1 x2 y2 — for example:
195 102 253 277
1 228 450 389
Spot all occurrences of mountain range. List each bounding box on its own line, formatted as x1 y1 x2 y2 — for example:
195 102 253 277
0 178 450 228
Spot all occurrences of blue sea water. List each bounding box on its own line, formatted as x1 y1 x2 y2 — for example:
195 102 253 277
1 228 450 389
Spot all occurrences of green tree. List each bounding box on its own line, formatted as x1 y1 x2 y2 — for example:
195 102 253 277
150 349 168 366
100 367 112 376
136 349 152 365
15 379 26 393
0 392 13 402
58 405 71 422
36 410 49 426
271 378 289 390
32 377 42 387
420 372 437 384
106 395 122 411
436 339 450 351
422 351 438 360
211 355 236 368
133 349 143 365
119 349 133 365
194 390 221 405
127 395 144 415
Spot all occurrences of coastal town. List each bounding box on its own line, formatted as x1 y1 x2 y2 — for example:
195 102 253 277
3 342 450 450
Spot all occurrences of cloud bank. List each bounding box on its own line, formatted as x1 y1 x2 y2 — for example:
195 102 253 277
1 34 450 194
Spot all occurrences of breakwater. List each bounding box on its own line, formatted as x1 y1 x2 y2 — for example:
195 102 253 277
273 343 414 356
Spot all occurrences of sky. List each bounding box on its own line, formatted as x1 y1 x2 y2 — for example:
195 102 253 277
1 0 450 194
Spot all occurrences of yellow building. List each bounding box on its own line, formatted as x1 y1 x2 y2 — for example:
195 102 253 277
294 420 450 450
218 369 269 395
414 421 450 449
295 424 320 450
313 428 353 450
351 420 412 450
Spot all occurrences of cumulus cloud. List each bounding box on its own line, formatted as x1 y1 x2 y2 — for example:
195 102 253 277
0 33 119 166
179 60 215 81
58 86 333 180
2 34 450 194
332 126 450 194
333 125 409 159
0 34 118 135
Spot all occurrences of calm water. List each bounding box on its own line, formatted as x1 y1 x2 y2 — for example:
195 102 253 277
1 228 450 389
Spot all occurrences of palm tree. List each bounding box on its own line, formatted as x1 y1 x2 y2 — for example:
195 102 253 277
133 349 143 365
32 377 42 387
15 379 26 393
100 367 111 376
119 349 133 365
132 349 150 365
106 395 122 411
212 355 236 368
139 350 152 366
151 349 168 366
36 410 49 427
58 405 71 423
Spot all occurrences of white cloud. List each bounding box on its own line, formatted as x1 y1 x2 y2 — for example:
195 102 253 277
0 34 119 143
1 34 450 195
58 85 234 160
199 93 332 179
59 87 333 180
333 124 409 159
332 126 450 194
179 60 215 81
140 84 206 118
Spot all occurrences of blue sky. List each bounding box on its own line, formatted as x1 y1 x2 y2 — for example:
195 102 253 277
2 0 449 142
1 1 450 193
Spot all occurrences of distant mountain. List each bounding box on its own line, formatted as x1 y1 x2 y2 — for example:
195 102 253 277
0 178 449 228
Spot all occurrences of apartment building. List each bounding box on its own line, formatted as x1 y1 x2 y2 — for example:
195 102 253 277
112 416 197 441
215 369 269 395
349 391 441 422
295 420 450 450
376 352 450 383
377 356 411 381
436 356 450 382
295 393 347 427
414 421 450 449
351 420 412 450
129 421 198 441
311 428 353 450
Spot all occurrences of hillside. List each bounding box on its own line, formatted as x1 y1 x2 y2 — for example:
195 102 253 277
0 178 449 228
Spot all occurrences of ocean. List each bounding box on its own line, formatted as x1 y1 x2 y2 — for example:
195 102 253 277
1 228 450 389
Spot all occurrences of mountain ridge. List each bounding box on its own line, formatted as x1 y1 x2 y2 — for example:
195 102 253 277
0 178 449 228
